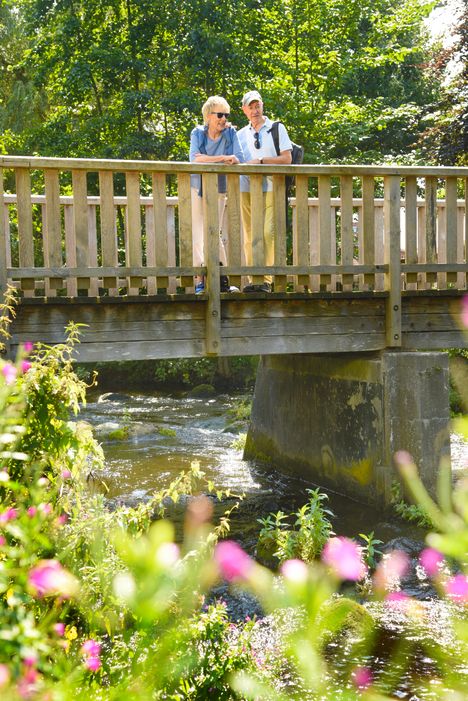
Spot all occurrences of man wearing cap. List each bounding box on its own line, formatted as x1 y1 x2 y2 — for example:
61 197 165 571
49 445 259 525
237 90 292 292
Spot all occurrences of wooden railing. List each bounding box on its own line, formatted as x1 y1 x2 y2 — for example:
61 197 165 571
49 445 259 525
1 156 467 351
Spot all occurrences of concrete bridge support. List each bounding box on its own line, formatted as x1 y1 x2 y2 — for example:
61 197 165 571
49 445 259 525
244 351 451 508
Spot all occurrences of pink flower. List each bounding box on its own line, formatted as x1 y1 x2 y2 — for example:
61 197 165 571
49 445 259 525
462 295 468 328
27 506 37 518
61 469 72 480
385 591 410 606
28 559 78 598
84 657 101 672
21 361 31 374
419 548 444 577
373 550 410 592
0 535 6 546
0 663 10 687
352 666 373 689
0 507 18 523
1 362 17 385
81 639 101 657
444 574 468 602
17 667 39 698
214 541 254 582
23 341 34 353
55 514 68 526
53 623 65 636
281 558 308 583
321 537 366 581
39 503 52 515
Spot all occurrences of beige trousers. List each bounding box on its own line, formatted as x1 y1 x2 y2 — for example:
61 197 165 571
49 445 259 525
191 188 227 266
240 190 274 283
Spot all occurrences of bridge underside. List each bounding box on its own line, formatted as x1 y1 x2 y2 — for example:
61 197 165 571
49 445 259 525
9 291 465 361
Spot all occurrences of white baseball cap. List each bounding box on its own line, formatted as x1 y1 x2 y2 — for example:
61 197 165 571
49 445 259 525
242 90 262 106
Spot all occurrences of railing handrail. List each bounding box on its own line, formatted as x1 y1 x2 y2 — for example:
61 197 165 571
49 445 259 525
1 155 468 178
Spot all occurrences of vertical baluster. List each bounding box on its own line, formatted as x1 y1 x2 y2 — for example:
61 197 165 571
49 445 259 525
99 171 117 291
384 175 401 347
44 169 63 296
417 202 426 289
425 176 437 285
340 175 353 291
374 205 385 291
88 204 99 296
145 205 156 295
72 169 89 293
362 175 375 290
309 202 320 291
457 199 465 289
318 175 331 289
202 172 220 355
177 173 193 290
437 201 447 290
64 204 77 297
445 176 458 286
357 203 363 290
405 176 417 290
465 178 468 289
294 174 309 290
167 204 176 293
152 173 168 292
125 171 142 293
16 168 35 297
250 174 264 285
330 206 338 291
227 174 242 290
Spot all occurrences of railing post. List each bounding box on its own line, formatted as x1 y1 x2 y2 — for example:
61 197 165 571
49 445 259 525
202 173 221 356
384 175 402 347
0 168 6 302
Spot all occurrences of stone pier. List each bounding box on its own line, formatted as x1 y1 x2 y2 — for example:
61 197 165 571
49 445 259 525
244 351 451 508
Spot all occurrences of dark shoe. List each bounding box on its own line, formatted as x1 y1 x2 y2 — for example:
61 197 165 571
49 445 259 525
220 274 230 292
243 283 272 293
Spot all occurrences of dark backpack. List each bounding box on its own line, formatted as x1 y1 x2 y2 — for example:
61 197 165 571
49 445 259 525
268 121 304 195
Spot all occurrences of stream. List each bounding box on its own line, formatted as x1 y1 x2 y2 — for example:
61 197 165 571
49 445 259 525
81 389 468 700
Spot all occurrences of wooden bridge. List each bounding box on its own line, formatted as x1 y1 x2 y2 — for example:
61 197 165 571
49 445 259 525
0 156 467 361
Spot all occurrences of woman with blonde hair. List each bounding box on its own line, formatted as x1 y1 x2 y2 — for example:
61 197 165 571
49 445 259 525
189 95 244 292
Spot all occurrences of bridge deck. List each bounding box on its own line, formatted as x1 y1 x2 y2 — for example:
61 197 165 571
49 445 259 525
9 290 464 361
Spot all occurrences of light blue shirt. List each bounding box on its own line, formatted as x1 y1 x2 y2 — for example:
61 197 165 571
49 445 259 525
237 116 292 192
189 125 245 195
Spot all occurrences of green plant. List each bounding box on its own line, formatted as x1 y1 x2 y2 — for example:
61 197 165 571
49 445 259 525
257 489 335 565
359 531 383 569
391 481 435 528
230 433 247 451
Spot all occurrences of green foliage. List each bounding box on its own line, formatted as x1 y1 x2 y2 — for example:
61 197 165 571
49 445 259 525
231 433 247 451
391 481 435 528
257 489 334 565
359 531 383 569
1 0 444 165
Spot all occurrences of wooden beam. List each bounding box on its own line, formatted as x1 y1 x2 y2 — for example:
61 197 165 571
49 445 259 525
202 172 221 355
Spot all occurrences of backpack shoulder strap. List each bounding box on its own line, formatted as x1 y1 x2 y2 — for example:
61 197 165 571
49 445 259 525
268 121 281 156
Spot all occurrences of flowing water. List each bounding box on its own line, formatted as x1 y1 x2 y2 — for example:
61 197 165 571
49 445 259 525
81 389 468 700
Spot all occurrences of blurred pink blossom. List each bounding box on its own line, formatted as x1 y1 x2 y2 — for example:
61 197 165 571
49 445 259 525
84 657 101 672
28 559 78 598
214 540 253 582
386 591 411 606
21 361 31 374
373 550 410 592
321 536 366 581
281 558 308 583
61 469 72 480
17 667 39 698
55 514 68 526
39 503 52 515
1 363 17 385
81 639 101 657
53 623 65 636
27 506 37 518
444 574 468 602
23 341 34 353
0 535 6 546
0 507 18 523
419 548 444 577
0 663 10 687
352 666 373 689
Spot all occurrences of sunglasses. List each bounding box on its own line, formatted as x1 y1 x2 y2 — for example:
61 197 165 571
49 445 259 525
254 132 261 149
211 112 230 118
